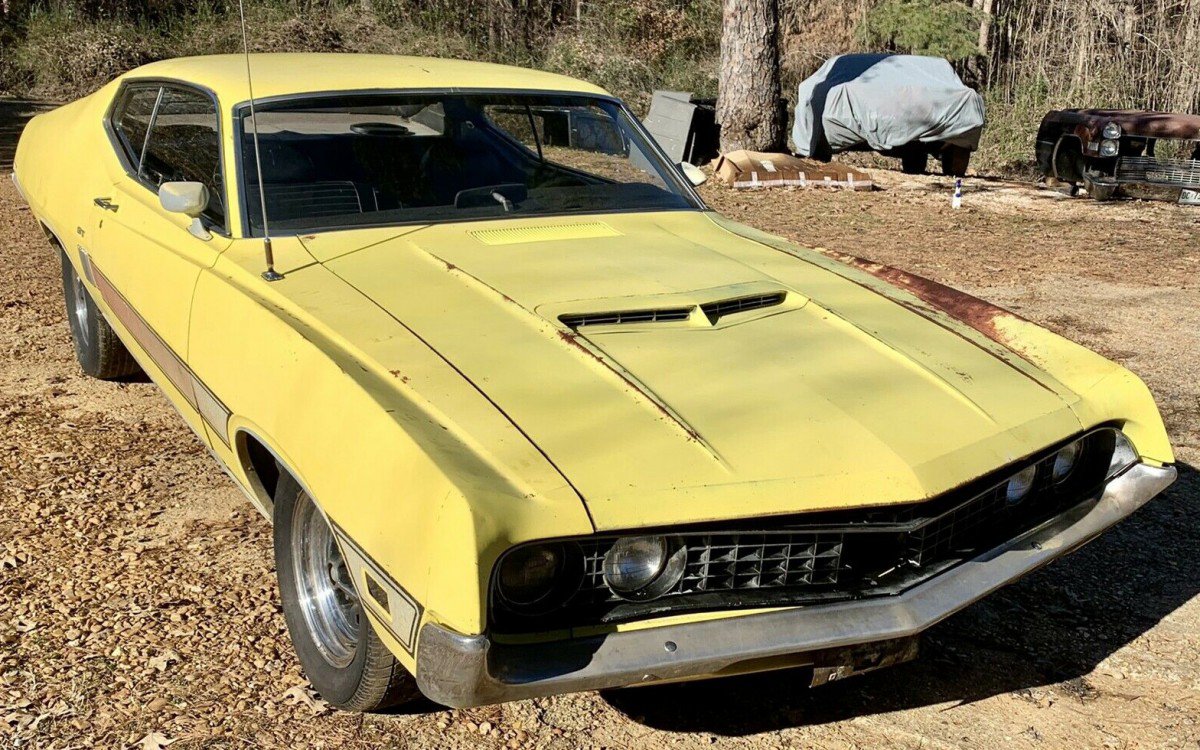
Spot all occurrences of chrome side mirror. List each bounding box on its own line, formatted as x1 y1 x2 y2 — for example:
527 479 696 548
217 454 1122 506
679 161 707 187
159 181 211 240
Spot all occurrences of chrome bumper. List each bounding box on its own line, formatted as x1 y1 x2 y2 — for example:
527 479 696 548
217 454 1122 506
415 462 1177 708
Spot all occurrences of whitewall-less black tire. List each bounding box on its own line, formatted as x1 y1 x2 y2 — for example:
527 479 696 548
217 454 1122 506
61 250 141 379
273 472 420 711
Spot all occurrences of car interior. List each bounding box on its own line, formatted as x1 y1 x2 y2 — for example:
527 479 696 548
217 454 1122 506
238 95 690 234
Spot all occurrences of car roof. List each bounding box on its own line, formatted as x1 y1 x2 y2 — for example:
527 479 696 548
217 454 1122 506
120 54 610 104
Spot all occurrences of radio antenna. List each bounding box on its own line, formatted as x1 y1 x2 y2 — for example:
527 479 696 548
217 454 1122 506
237 0 282 281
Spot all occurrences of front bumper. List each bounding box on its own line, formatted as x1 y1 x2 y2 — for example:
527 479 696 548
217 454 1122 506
415 462 1176 707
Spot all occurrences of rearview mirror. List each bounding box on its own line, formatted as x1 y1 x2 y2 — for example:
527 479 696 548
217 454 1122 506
159 181 208 215
679 161 707 187
159 182 212 240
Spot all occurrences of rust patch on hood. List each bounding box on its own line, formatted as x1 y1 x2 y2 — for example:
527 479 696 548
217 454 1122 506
821 249 1030 352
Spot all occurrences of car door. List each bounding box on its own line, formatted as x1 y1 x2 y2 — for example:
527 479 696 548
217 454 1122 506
87 81 232 442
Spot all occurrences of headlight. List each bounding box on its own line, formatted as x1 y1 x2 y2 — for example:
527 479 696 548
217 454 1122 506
496 543 567 607
603 536 686 600
1051 441 1081 483
1102 121 1122 140
1107 431 1139 479
1099 139 1119 157
1005 465 1038 504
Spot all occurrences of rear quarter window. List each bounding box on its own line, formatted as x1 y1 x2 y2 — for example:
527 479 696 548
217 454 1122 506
111 86 160 168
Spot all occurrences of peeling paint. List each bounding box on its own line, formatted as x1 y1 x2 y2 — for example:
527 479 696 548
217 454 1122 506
822 249 1032 354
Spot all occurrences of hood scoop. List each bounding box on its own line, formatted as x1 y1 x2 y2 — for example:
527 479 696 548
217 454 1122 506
560 306 694 328
559 291 788 329
700 292 786 323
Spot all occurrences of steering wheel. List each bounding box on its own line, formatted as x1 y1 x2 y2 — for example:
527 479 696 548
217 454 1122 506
350 122 412 137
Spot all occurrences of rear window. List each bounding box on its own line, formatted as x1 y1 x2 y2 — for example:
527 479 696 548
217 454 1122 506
238 92 699 236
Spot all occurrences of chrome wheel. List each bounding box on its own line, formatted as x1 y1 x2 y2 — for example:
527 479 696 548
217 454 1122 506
291 493 360 668
72 271 90 343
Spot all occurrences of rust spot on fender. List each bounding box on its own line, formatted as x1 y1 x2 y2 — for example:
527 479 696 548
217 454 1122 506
822 249 1029 351
389 369 410 384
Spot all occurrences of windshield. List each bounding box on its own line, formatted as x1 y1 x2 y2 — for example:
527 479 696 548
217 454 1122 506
236 92 700 235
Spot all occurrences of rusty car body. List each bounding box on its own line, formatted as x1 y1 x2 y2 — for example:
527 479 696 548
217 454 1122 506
1036 108 1200 203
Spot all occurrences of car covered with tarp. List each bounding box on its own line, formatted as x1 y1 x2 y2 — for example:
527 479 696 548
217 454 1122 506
792 54 986 176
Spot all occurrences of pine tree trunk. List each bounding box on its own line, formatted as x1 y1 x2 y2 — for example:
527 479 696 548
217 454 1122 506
717 0 784 154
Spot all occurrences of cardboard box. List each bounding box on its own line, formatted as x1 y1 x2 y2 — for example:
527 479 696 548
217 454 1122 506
714 150 873 191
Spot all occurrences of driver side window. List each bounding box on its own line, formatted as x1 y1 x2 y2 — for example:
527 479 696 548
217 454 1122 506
142 87 225 232
111 84 225 233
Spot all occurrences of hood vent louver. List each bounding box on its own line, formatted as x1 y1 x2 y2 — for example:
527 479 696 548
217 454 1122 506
560 307 694 329
700 292 787 323
558 292 787 329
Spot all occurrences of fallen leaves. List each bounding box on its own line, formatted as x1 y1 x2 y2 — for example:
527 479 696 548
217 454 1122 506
281 684 331 716
134 731 175 749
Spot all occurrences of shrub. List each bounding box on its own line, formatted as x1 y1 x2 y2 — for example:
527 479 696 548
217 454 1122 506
856 0 982 62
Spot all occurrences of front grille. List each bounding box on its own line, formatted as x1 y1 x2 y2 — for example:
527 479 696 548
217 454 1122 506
491 429 1119 632
700 292 786 323
559 306 693 328
577 533 845 606
1116 155 1200 188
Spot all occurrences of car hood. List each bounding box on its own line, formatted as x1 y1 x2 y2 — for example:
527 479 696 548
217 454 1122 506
317 211 1085 530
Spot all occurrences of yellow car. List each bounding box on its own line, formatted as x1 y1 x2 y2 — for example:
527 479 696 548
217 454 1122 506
12 54 1176 710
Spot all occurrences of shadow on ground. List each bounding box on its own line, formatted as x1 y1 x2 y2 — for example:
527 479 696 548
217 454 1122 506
0 99 52 171
603 463 1199 736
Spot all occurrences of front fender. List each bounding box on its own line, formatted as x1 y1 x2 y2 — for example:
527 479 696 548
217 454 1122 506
188 250 593 658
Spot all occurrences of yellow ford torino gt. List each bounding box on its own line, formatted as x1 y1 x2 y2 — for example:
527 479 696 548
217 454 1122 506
12 54 1177 710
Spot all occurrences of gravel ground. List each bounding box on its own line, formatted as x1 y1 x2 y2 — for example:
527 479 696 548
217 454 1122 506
2 100 1198 748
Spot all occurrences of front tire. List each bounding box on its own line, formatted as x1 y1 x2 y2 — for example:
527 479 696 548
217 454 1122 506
940 145 971 177
274 473 419 711
61 250 140 379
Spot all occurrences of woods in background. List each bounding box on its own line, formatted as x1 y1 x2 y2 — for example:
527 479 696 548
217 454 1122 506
2 0 1198 172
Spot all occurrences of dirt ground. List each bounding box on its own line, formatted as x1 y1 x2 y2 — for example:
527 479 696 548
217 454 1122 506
2 99 1198 748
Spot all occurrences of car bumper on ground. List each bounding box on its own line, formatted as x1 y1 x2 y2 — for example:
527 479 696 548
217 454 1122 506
415 462 1177 708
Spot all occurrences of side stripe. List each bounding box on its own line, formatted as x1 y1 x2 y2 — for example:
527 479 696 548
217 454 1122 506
86 255 233 448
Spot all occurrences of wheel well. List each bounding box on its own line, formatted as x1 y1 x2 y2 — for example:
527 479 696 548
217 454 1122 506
238 432 283 510
1052 135 1086 183
40 222 62 249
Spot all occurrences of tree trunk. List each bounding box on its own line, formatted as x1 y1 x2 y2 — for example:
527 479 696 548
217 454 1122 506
717 0 784 154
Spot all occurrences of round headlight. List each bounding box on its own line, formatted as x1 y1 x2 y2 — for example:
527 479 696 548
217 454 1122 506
602 536 686 601
497 544 566 607
1099 139 1119 157
1102 121 1122 140
604 536 668 594
1051 442 1081 483
1005 465 1038 504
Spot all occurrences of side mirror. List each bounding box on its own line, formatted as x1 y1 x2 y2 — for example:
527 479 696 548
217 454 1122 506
679 161 707 187
158 181 212 240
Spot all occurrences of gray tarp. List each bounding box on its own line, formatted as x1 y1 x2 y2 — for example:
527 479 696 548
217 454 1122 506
791 54 986 158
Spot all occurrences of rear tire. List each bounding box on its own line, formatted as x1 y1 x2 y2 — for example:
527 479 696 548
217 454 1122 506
940 146 971 177
60 250 141 379
900 150 927 175
274 473 420 712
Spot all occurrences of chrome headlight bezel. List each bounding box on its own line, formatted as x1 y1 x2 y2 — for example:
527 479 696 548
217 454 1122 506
1102 121 1122 140
1099 138 1120 157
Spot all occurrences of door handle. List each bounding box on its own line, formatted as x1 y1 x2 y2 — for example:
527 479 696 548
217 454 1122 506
93 197 119 212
